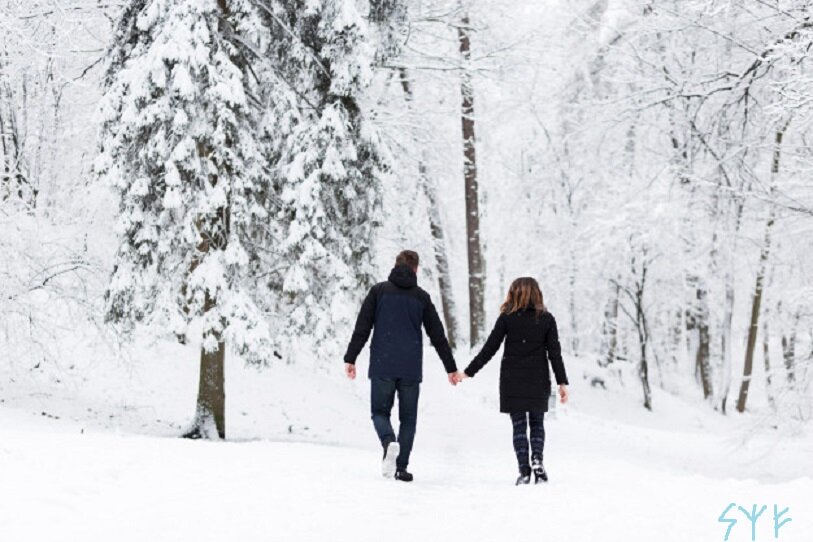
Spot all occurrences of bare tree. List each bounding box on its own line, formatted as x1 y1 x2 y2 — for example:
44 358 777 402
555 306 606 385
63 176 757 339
0 50 33 205
397 68 459 348
736 122 790 413
615 247 654 410
457 5 485 346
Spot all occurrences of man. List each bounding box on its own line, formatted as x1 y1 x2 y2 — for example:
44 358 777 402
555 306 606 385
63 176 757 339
344 250 461 482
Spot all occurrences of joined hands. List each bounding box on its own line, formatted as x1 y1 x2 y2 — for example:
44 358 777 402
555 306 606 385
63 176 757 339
349 364 567 402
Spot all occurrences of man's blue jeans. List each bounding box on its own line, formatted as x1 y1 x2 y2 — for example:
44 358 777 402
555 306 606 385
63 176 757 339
370 377 420 470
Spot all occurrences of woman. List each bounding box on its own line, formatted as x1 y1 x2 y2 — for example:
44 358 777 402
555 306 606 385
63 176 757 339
462 277 569 485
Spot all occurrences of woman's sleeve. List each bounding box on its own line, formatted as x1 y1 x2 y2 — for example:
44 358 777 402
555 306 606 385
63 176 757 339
546 315 569 385
464 315 507 377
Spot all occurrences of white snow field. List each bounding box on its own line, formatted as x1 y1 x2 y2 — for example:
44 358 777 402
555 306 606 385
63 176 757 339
1 343 811 542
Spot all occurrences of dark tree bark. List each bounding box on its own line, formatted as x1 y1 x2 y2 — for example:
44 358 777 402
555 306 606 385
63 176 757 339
457 9 486 346
736 124 788 413
184 211 227 440
0 51 34 205
762 312 774 410
183 211 228 439
189 341 226 439
781 309 799 385
695 318 712 400
686 276 713 400
736 235 770 413
634 260 652 411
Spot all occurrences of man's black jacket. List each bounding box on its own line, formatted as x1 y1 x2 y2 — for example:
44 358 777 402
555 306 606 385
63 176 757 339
343 265 457 381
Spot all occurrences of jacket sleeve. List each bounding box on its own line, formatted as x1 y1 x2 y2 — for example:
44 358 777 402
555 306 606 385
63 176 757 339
343 287 377 364
464 315 506 377
546 315 569 385
422 298 458 373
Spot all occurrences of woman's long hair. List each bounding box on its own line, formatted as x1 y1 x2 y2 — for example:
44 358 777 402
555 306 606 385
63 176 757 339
500 277 546 315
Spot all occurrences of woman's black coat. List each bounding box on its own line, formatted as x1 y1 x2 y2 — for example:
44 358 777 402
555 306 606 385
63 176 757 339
464 307 569 413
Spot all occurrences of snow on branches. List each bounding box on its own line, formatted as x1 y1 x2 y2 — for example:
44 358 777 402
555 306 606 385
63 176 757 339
97 0 385 363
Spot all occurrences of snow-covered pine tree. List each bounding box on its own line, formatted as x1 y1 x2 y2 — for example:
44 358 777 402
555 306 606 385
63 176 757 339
97 0 275 439
98 0 387 439
256 0 384 355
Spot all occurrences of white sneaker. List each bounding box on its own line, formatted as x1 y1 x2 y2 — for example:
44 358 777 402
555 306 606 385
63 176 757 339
382 442 400 478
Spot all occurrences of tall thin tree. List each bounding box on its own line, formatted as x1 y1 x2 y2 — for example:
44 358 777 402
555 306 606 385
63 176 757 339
457 5 485 345
736 121 790 413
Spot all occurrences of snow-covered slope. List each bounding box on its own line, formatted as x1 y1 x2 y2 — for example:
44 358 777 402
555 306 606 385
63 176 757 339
1 344 810 541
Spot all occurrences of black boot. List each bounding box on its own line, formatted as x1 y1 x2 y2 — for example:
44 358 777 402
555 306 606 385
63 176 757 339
532 455 548 483
395 469 414 482
515 466 531 485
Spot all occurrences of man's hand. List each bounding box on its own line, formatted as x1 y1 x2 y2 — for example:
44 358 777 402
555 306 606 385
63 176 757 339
448 371 464 386
558 384 569 404
345 363 356 380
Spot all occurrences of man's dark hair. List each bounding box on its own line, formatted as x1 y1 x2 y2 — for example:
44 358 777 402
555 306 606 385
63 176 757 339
395 250 420 271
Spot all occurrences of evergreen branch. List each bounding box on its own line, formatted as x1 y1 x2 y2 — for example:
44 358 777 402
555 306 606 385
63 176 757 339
251 0 331 78
230 33 321 113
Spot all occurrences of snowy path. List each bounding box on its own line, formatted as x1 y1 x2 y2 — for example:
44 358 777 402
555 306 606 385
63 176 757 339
1 415 809 542
1 348 811 541
2 409 810 540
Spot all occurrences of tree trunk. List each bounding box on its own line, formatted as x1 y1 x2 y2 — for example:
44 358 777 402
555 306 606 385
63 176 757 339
0 94 7 199
736 124 787 413
736 237 770 413
183 241 227 439
634 258 652 410
1 53 13 201
422 160 459 349
183 227 226 440
183 13 231 435
781 309 799 385
185 341 226 439
687 277 713 400
638 325 652 411
719 194 745 413
763 312 774 411
719 275 735 413
695 315 712 400
598 280 620 367
457 9 485 346
398 69 459 349
0 51 31 206
568 241 579 353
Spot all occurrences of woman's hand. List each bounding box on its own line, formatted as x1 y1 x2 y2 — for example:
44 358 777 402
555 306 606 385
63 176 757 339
558 384 569 404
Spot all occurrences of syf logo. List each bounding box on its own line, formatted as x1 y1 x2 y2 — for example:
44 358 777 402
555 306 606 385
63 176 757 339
719 503 792 541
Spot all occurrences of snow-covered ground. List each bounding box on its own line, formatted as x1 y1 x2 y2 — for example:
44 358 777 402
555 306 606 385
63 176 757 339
1 343 811 541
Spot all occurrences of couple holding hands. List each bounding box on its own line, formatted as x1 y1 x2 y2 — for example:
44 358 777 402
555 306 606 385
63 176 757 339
343 250 569 485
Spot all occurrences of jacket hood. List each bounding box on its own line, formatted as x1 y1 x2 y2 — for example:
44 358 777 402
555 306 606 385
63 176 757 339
388 265 418 289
